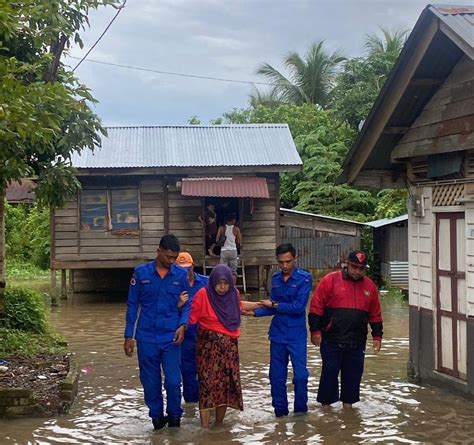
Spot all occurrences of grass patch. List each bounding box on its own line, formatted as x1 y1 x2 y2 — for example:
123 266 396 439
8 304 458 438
6 259 49 280
0 328 67 357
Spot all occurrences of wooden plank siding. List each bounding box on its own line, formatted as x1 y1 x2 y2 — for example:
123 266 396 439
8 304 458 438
52 174 280 270
240 175 279 266
408 186 434 310
392 57 474 161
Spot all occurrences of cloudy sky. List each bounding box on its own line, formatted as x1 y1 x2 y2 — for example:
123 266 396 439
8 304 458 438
65 0 462 126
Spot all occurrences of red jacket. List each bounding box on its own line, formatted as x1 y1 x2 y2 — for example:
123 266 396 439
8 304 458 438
308 270 383 345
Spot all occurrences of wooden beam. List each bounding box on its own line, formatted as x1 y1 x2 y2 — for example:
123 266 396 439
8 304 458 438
351 169 407 189
392 131 474 160
409 78 444 87
439 22 474 61
347 17 438 184
383 127 410 134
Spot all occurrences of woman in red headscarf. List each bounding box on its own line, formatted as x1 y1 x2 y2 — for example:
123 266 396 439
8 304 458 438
189 264 260 428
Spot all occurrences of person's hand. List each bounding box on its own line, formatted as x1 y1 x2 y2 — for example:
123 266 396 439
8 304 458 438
241 309 255 316
259 299 273 308
173 325 186 345
373 339 382 354
178 291 189 309
310 332 322 347
244 301 263 310
124 337 135 357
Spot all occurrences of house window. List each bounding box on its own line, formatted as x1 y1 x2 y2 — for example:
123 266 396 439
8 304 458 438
80 189 107 230
80 188 139 231
111 189 139 229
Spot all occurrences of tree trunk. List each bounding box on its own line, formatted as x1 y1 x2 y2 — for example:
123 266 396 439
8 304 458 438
0 190 5 322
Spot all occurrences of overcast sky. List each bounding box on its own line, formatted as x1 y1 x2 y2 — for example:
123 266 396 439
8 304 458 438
65 0 463 126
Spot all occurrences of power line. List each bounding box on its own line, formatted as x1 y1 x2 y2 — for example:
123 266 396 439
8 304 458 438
73 0 128 72
68 56 275 86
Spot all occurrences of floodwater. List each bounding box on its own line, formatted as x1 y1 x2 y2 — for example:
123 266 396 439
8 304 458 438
1 293 473 444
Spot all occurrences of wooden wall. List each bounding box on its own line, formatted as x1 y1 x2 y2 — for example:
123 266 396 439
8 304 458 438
167 178 203 260
408 186 434 311
240 175 279 266
52 178 165 269
51 174 280 271
394 56 474 161
376 224 408 263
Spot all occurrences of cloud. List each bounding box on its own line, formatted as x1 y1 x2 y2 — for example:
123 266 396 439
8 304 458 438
68 0 464 125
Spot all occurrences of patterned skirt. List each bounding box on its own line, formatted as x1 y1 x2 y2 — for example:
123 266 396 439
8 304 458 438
196 328 243 411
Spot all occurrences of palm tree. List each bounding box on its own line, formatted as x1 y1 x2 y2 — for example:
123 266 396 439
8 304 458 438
249 88 281 109
364 28 408 56
253 41 345 108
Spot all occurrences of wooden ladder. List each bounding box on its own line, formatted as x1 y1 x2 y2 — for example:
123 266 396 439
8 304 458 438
202 256 247 294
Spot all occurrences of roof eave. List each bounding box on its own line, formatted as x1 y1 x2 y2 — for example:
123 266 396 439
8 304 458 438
338 6 440 185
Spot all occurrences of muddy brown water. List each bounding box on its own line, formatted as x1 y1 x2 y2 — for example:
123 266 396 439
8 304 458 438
1 294 473 444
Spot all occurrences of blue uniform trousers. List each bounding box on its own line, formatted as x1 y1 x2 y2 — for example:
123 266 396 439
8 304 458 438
180 336 199 403
137 341 183 419
269 341 309 416
317 342 365 405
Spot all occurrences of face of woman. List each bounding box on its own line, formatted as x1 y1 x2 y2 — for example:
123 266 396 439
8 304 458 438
214 279 230 296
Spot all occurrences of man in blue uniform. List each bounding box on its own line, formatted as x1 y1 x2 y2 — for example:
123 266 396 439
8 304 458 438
247 243 312 417
175 251 209 403
124 234 190 430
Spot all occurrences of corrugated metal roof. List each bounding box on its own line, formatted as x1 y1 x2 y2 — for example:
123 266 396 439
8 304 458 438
367 214 408 228
430 4 474 49
6 180 36 203
279 208 367 226
181 177 270 198
70 125 302 169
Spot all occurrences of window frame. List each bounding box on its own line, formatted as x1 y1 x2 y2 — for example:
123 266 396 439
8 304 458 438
79 186 140 232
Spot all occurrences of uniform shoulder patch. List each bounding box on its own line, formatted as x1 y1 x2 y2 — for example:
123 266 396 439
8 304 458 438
297 268 311 277
130 275 137 286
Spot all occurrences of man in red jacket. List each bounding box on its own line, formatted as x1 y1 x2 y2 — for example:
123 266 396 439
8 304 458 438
308 250 383 408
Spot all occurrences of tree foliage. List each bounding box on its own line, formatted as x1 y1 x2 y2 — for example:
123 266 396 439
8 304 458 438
331 28 407 129
0 0 118 317
0 0 117 206
5 203 50 269
253 41 345 108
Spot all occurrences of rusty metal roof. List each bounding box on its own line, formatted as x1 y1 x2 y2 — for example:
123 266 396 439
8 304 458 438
70 125 302 170
181 176 270 198
6 180 36 203
339 4 474 185
430 4 474 50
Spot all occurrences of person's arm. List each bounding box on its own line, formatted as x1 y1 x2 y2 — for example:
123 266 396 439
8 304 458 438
308 276 329 347
189 288 203 325
272 275 312 315
124 272 140 357
216 226 224 243
234 226 242 246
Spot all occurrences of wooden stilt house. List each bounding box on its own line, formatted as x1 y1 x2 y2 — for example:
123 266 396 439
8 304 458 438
51 124 302 295
339 5 474 400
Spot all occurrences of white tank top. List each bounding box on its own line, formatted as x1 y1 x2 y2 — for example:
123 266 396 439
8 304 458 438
222 224 237 251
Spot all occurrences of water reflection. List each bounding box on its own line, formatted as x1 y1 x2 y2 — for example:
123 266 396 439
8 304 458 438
0 295 473 444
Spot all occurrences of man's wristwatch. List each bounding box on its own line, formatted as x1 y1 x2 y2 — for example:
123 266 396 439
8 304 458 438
271 300 278 308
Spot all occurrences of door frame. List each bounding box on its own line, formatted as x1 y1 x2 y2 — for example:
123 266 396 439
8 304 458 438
435 212 466 379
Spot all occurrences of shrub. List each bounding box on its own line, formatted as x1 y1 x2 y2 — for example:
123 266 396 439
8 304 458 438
5 286 48 334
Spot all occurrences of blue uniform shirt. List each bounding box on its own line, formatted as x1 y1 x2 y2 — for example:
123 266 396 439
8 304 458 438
185 272 209 339
254 267 312 344
124 260 190 343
